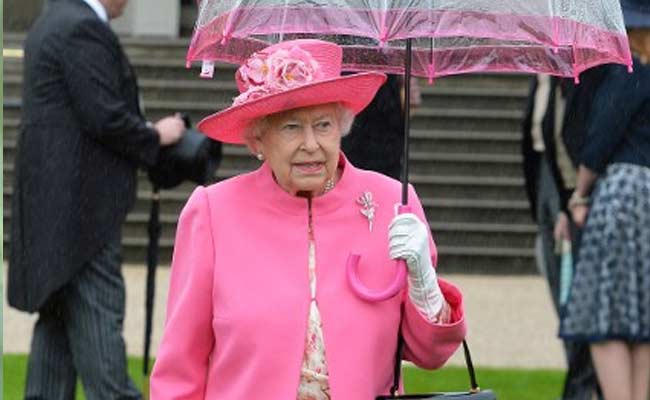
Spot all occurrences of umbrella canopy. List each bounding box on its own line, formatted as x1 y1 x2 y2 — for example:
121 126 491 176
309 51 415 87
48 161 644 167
183 0 633 303
187 0 632 82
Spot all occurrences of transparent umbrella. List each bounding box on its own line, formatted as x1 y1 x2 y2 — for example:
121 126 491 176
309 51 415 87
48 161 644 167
184 0 632 302
187 0 632 82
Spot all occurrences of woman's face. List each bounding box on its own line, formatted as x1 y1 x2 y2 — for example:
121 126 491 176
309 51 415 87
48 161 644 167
255 104 342 195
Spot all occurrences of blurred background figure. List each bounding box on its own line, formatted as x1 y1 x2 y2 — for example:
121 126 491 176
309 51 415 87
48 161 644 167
560 1 650 399
342 75 421 180
522 69 606 400
7 0 185 399
522 73 564 307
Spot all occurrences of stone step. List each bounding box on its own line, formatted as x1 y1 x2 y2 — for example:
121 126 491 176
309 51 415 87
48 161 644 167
1 233 176 267
422 198 532 225
408 173 527 201
430 222 536 249
3 136 524 180
410 108 523 132
3 137 259 173
4 206 536 265
2 74 239 104
3 177 533 227
408 151 523 178
2 118 20 141
3 50 530 88
2 119 525 157
2 33 530 90
409 129 521 154
420 86 528 111
4 33 190 59
2 56 236 82
436 246 534 274
3 73 528 111
4 164 529 209
2 233 534 273
3 97 524 133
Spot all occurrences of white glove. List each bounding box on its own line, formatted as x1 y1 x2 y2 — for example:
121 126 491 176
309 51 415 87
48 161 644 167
388 213 444 321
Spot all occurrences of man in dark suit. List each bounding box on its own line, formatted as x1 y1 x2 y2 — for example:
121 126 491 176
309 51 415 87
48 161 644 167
7 0 185 398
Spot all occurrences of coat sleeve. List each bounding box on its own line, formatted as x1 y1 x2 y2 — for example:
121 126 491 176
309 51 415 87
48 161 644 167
580 64 643 173
60 18 160 167
150 187 215 399
400 185 467 369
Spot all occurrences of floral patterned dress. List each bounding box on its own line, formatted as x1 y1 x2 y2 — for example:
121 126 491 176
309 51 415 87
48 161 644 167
295 195 450 399
297 239 332 399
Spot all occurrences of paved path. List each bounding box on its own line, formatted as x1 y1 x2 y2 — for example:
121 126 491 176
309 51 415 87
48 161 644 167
4 267 565 369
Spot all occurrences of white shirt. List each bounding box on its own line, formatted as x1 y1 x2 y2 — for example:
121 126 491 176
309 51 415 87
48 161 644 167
553 85 577 189
531 74 551 152
82 0 109 23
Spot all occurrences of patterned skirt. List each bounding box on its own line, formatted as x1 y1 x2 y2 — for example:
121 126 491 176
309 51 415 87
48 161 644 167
560 163 650 342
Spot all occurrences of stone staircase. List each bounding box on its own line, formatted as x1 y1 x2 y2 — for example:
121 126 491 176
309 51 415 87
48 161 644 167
3 33 536 274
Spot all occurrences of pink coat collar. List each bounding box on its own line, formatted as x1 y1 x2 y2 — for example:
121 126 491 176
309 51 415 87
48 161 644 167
254 152 362 216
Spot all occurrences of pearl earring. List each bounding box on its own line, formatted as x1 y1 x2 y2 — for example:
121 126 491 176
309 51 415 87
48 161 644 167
256 153 264 161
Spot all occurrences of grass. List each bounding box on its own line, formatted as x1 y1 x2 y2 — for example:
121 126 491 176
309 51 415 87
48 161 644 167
3 354 564 400
405 365 564 400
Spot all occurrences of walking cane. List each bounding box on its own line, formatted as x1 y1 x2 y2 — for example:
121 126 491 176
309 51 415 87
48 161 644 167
143 184 161 399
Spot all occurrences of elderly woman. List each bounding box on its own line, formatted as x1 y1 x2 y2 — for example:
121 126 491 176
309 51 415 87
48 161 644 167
150 39 466 399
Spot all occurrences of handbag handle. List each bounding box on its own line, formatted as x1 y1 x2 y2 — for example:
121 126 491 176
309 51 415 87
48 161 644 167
391 337 480 396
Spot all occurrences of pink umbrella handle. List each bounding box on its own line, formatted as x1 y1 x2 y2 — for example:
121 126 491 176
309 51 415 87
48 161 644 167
346 255 407 302
346 205 411 302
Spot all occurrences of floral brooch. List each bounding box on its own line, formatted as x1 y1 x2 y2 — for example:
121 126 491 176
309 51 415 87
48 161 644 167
357 191 378 232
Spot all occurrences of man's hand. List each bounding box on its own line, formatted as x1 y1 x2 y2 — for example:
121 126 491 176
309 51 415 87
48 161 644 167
155 115 185 146
554 212 571 243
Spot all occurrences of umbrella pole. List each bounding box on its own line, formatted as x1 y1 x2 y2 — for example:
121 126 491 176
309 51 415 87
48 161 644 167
401 38 413 205
143 185 161 399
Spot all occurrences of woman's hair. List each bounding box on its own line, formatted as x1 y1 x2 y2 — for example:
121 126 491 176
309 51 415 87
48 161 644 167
242 103 355 153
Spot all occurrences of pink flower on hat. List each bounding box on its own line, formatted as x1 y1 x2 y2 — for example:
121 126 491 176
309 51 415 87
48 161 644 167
233 46 322 105
232 85 271 106
237 55 269 91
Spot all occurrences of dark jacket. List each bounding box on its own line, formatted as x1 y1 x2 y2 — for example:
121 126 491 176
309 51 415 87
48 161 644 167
8 0 160 312
521 66 610 221
580 57 650 173
342 75 404 180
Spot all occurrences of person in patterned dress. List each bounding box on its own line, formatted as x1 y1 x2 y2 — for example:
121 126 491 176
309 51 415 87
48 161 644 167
150 39 466 399
559 2 650 399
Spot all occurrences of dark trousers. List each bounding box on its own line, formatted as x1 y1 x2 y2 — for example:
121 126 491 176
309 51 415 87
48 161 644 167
536 156 561 311
536 158 601 400
25 234 141 400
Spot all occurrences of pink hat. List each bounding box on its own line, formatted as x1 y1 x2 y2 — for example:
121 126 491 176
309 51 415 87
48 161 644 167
197 39 387 144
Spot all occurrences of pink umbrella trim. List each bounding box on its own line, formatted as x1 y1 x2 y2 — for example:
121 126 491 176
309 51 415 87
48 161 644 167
187 9 632 80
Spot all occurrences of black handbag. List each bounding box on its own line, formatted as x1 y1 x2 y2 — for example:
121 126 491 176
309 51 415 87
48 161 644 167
376 339 496 400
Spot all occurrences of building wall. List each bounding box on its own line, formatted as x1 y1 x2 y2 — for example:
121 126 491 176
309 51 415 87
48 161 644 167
113 0 180 37
4 0 44 31
4 0 180 37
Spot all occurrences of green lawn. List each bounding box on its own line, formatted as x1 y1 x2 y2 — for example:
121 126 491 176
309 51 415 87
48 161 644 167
3 354 564 400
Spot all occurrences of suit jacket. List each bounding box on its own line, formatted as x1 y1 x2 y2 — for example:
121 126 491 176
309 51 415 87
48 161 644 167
150 156 466 400
342 74 404 180
8 0 160 312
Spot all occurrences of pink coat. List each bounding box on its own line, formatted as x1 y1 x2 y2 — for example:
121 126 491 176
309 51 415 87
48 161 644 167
150 156 466 400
